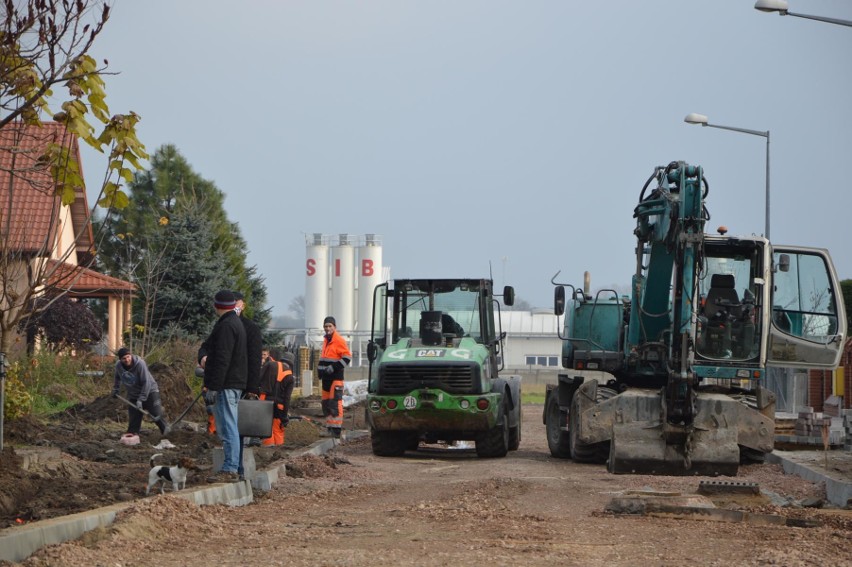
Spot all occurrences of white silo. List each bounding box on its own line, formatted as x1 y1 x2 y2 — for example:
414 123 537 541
330 233 355 332
357 234 383 331
304 233 329 334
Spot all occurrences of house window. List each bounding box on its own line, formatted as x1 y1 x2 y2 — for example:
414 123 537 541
526 355 560 367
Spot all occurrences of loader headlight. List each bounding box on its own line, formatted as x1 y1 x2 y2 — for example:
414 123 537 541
460 399 470 409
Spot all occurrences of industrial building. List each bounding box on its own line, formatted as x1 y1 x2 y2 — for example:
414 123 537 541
302 233 563 373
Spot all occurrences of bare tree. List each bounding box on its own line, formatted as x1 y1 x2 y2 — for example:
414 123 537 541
0 0 147 449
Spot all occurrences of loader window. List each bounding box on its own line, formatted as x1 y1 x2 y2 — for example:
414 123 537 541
394 280 484 344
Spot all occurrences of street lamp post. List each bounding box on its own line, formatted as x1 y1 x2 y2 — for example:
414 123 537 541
684 113 771 239
755 0 852 28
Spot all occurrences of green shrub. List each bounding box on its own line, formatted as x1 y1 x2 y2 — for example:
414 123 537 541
16 350 112 417
3 364 34 419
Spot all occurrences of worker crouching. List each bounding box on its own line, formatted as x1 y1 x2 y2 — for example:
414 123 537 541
259 349 295 446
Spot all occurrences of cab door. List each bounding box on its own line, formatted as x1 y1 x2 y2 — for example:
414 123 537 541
367 282 388 393
767 246 846 368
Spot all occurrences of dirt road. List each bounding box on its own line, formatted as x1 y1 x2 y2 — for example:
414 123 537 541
14 404 852 567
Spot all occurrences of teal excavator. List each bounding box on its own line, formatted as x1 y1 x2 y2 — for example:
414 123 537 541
545 161 846 475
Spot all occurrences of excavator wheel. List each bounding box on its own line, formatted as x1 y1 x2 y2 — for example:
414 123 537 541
740 446 766 464
545 392 571 458
730 393 768 464
570 385 616 463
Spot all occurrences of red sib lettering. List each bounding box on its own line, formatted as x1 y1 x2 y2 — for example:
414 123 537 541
362 259 374 276
306 259 316 276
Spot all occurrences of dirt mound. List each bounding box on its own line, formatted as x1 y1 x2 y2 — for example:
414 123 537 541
0 372 370 529
0 393 333 528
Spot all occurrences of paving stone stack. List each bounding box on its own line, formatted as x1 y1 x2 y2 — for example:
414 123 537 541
844 409 851 451
776 407 845 447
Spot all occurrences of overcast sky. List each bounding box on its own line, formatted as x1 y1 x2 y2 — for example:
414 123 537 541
79 1 852 316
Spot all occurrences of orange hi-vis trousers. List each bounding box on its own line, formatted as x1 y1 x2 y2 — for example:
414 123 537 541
259 393 286 446
262 417 286 446
322 379 344 430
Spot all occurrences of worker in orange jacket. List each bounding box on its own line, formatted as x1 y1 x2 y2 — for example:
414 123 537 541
259 349 295 446
317 316 351 438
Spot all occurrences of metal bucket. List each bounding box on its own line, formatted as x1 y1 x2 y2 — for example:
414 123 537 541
237 399 274 438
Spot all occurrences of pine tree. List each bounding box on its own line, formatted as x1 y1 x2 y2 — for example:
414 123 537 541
97 145 270 352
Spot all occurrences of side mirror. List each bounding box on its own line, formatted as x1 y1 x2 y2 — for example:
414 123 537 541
503 286 515 307
367 341 378 363
778 253 790 273
554 286 566 316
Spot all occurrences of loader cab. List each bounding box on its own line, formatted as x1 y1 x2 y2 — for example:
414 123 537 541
366 278 512 392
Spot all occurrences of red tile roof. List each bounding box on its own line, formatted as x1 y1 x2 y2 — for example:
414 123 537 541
0 121 93 255
45 259 135 295
1 121 132 296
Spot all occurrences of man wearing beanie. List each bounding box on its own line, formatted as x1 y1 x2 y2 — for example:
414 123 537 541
198 289 247 483
233 291 262 399
231 291 263 469
317 316 351 438
112 347 170 436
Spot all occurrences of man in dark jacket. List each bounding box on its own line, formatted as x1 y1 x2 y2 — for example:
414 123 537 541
232 291 264 464
233 291 262 398
199 289 247 483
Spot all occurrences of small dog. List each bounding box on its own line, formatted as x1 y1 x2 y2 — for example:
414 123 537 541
145 453 198 495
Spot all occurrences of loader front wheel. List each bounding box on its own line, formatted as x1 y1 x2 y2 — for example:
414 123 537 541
476 405 509 458
508 403 522 451
371 429 408 457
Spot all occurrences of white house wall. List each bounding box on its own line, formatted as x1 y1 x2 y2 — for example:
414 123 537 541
499 309 564 370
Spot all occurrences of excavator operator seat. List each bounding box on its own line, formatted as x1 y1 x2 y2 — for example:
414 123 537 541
704 274 740 320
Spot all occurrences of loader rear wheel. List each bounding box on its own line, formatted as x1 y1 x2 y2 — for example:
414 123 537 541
371 430 408 457
476 405 509 458
545 392 571 458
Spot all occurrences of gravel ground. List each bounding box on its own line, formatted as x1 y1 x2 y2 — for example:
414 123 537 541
7 404 851 567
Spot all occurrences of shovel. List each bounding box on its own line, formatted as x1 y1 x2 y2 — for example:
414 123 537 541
170 391 203 428
169 366 207 428
115 394 169 429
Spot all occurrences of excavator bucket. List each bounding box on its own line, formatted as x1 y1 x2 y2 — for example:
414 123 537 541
576 382 775 476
